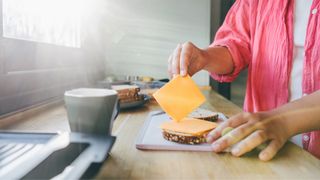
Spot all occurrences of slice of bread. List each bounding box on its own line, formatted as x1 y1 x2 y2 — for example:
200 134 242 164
111 85 140 94
188 108 219 122
119 94 144 103
112 85 142 103
160 118 217 145
162 129 210 144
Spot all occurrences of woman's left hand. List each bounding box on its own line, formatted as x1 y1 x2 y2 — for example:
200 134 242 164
206 111 292 161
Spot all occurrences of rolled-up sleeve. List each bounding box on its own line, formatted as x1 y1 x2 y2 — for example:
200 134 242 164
210 0 252 82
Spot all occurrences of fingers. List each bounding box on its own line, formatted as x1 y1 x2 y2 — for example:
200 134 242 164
172 44 182 76
231 130 268 157
167 54 173 78
180 42 193 76
168 42 200 77
259 140 285 161
210 123 256 152
206 113 249 143
205 111 286 161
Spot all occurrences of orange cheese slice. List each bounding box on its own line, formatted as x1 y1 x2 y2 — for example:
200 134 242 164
153 75 206 121
160 117 217 136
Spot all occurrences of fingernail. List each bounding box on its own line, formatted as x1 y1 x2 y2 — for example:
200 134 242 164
208 131 216 138
206 132 216 142
180 70 187 76
211 143 220 152
260 152 268 160
206 136 213 143
231 147 240 156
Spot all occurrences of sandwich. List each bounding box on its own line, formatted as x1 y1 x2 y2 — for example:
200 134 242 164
160 118 217 145
111 85 142 103
188 108 219 122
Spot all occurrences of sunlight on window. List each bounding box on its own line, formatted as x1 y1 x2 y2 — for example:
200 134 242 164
2 0 83 48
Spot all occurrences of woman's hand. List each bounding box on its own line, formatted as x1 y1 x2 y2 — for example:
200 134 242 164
167 42 235 78
167 42 208 78
206 112 291 161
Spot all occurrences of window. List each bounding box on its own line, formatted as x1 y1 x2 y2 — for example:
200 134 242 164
3 0 81 48
0 0 104 116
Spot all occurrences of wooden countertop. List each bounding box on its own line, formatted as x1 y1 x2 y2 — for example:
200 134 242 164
1 90 320 179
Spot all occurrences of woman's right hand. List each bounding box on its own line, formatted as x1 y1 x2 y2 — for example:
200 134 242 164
168 42 208 78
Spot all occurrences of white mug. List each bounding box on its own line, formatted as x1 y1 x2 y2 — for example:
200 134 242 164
64 88 119 136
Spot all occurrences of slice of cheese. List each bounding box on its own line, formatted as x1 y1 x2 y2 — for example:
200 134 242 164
153 75 206 121
160 117 217 136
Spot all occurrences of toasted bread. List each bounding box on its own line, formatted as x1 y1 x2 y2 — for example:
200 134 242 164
162 130 210 144
111 85 140 92
112 85 142 103
188 108 219 122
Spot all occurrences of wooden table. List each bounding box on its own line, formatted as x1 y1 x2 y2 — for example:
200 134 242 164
1 90 320 179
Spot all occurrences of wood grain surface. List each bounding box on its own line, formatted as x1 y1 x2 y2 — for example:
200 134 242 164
1 90 320 179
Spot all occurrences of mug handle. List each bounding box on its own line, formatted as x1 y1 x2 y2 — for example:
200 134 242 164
113 99 120 120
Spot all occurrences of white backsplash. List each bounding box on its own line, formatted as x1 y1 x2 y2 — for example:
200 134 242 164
102 0 211 85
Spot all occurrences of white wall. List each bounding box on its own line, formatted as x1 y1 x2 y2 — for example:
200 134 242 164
102 0 211 85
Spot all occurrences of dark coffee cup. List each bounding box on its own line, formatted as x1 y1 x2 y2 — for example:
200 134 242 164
64 88 119 136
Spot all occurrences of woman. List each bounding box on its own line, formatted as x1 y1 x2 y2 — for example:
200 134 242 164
168 0 320 161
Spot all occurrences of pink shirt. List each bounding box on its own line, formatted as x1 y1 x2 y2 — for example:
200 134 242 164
211 0 320 158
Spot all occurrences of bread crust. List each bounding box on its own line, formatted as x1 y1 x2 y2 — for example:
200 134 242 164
162 130 208 145
188 108 219 122
197 115 219 122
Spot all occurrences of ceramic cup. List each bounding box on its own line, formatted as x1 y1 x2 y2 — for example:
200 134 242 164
64 88 119 136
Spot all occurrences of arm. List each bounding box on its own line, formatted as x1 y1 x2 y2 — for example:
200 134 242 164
271 91 320 135
206 90 320 161
202 46 234 75
168 0 251 79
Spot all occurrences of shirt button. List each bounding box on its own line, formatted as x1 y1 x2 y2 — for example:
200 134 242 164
303 135 310 141
312 8 318 14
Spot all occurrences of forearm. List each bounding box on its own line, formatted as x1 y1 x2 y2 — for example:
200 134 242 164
200 46 234 75
268 90 320 137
